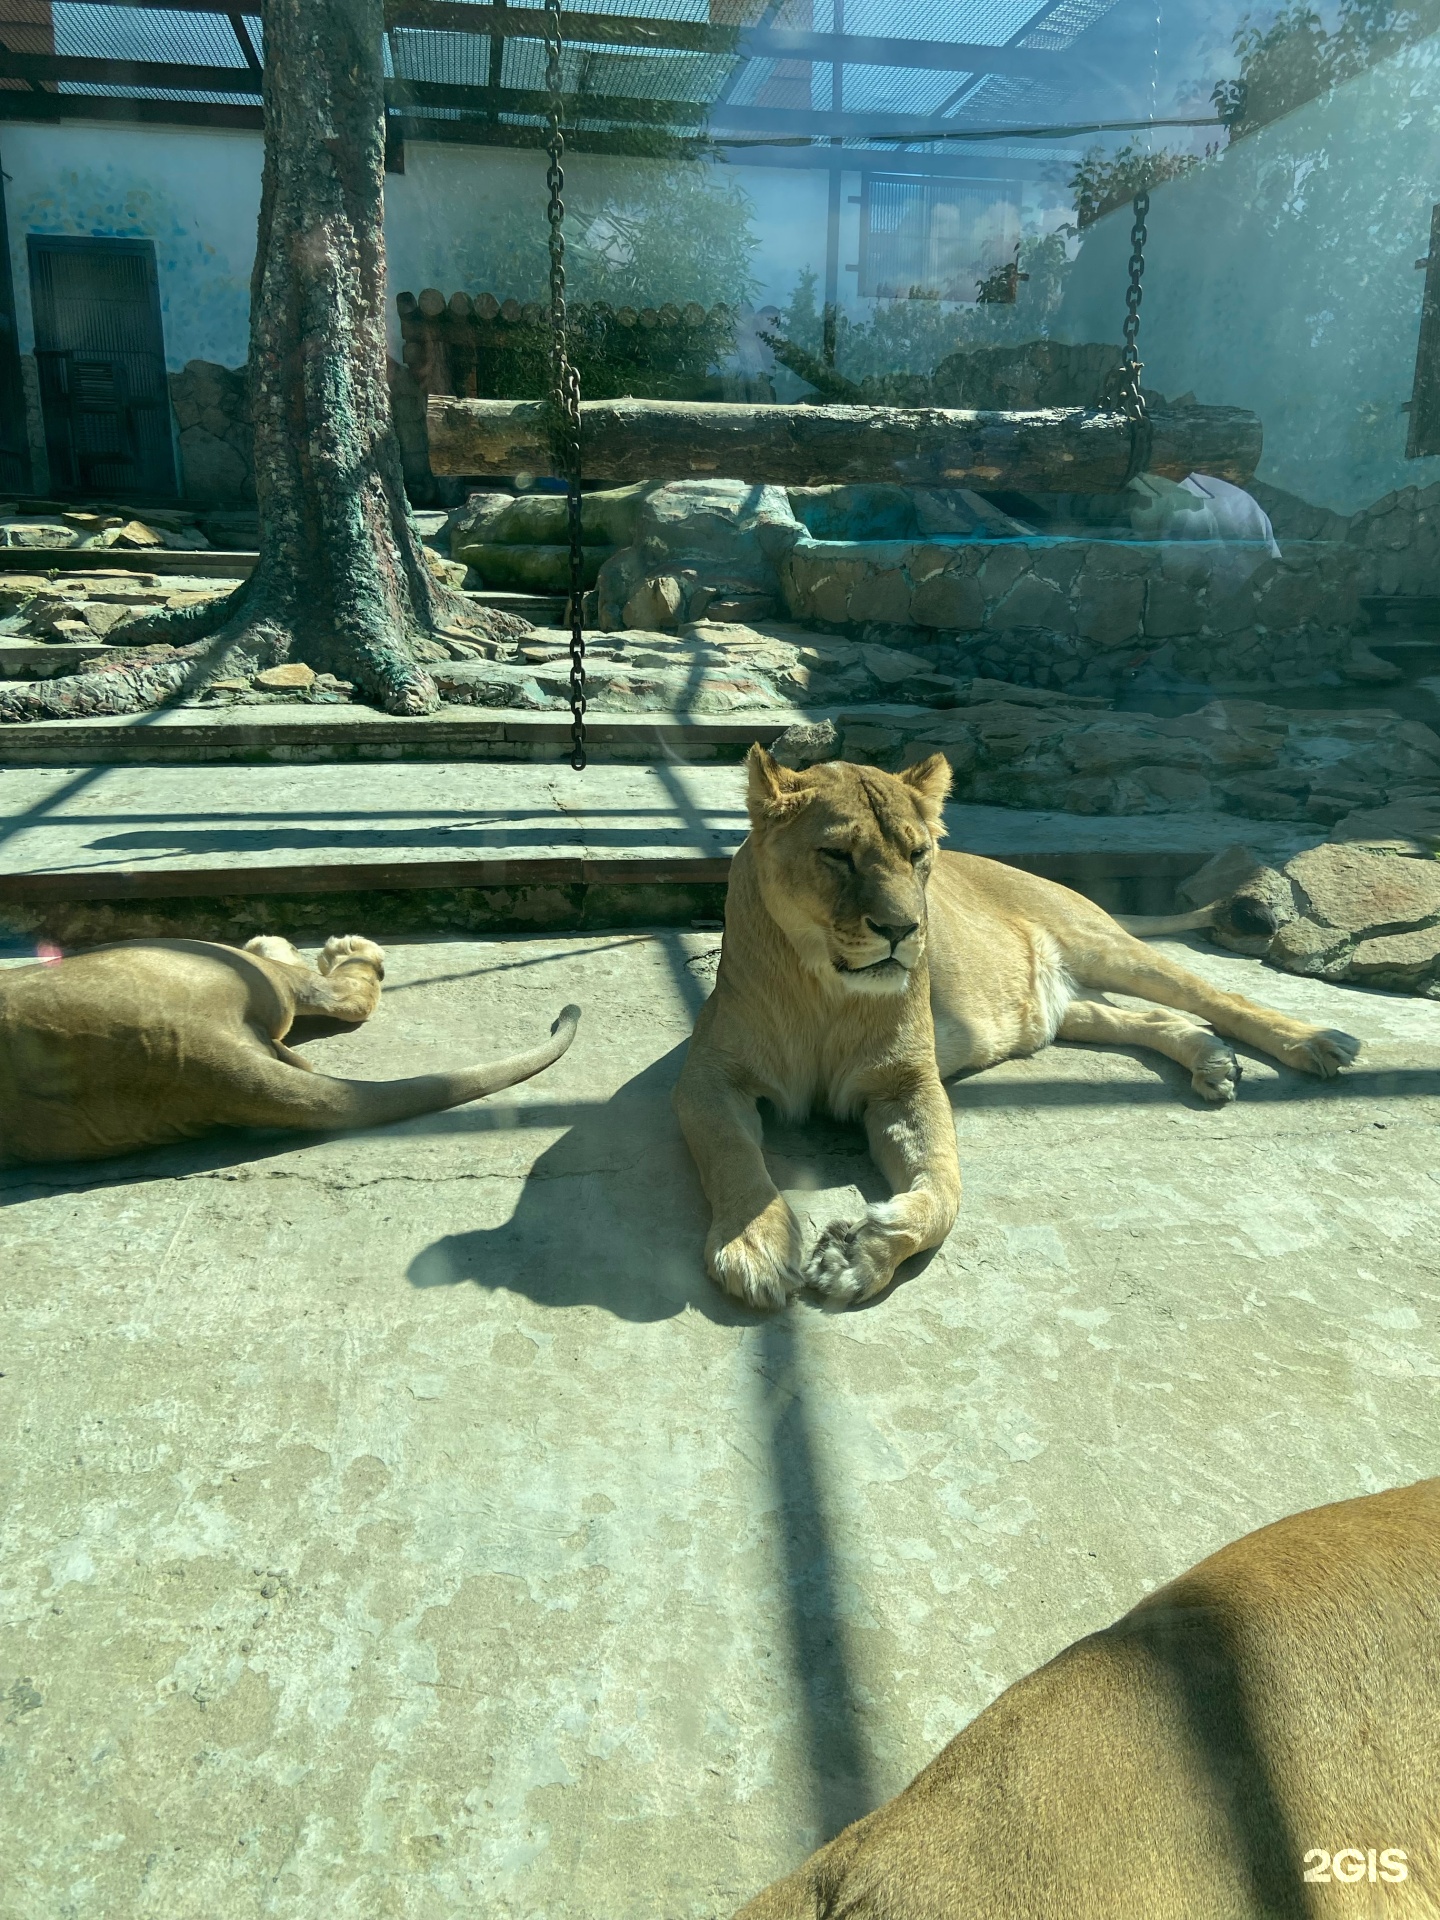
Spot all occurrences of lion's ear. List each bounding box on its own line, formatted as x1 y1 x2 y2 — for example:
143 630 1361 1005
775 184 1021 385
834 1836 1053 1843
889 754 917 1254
899 752 953 827
746 743 809 825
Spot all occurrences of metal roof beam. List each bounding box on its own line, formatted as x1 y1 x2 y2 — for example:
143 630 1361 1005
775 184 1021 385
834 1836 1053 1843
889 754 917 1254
0 90 263 128
0 50 260 91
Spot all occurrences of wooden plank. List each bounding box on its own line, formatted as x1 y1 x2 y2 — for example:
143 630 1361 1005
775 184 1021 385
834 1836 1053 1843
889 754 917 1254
427 396 1263 489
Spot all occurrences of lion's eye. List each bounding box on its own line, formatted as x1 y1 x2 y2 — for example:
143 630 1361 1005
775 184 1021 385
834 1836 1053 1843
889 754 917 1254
819 848 854 870
910 845 930 863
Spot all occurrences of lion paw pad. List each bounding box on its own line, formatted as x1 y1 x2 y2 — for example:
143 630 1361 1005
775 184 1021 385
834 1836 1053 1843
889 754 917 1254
804 1219 885 1308
1192 1043 1240 1105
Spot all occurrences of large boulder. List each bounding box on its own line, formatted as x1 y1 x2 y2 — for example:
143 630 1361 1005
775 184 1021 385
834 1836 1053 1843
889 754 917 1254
593 479 804 630
1183 825 1440 996
446 483 647 590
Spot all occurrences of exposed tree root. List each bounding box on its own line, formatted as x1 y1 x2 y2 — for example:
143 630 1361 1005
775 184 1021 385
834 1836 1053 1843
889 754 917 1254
0 573 530 724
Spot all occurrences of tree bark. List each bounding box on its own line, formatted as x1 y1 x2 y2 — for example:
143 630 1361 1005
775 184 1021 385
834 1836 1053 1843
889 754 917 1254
427 395 1264 490
0 0 521 726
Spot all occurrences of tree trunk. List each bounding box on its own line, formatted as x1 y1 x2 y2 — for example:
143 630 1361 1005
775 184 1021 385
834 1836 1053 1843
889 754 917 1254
0 0 521 726
427 395 1264 490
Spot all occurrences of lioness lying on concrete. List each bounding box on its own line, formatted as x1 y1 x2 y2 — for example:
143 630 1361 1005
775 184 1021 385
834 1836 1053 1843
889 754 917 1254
737 1477 1440 1920
674 748 1358 1309
0 934 580 1166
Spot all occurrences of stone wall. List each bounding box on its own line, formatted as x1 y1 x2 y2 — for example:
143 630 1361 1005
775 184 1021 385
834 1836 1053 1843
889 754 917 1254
1252 478 1440 600
778 534 1371 694
164 356 458 508
829 685 1440 826
168 360 253 505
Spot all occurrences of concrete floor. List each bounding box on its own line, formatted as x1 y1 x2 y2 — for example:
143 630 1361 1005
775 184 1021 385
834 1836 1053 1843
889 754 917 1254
3 929 1440 1920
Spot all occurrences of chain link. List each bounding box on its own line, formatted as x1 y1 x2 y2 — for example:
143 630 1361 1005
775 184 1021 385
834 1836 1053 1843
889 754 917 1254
1115 187 1150 424
543 0 586 771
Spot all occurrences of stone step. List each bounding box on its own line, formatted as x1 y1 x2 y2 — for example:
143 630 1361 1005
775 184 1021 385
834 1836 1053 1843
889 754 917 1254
0 702 806 766
0 640 111 679
0 758 1324 945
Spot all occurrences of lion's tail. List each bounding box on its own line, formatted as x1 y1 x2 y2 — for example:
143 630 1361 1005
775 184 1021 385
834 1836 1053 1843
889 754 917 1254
224 1004 581 1132
1114 902 1221 937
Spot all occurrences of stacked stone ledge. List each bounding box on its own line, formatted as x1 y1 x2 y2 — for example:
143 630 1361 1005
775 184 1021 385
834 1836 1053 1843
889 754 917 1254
778 534 1372 696
516 479 1386 698
828 688 1440 827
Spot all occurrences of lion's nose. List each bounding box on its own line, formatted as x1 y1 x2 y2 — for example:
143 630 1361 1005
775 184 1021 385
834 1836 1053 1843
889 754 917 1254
866 918 919 950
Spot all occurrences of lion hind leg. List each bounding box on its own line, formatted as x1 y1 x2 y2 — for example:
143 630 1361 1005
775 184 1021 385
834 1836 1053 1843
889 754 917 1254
243 933 386 1025
1058 994 1241 1104
1070 936 1359 1080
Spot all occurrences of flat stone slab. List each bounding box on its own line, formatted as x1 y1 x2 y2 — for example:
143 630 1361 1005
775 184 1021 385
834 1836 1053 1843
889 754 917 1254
3 931 1438 1916
0 759 1325 900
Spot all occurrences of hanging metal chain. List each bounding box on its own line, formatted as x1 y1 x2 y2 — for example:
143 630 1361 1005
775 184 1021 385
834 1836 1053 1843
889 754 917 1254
543 0 586 771
1113 186 1153 486
1115 187 1150 421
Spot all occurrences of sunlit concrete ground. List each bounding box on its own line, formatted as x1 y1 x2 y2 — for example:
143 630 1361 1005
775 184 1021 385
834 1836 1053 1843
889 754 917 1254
3 929 1439 1920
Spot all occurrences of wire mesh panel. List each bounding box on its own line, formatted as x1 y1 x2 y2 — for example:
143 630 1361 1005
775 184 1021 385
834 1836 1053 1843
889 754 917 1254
27 234 176 498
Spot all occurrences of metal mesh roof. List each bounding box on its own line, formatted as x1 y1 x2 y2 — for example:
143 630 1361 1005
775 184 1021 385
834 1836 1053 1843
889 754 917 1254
6 0 1143 156
53 3 256 66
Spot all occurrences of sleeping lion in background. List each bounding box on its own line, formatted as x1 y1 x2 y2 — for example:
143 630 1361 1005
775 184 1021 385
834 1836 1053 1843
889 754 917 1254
674 747 1360 1311
0 934 580 1166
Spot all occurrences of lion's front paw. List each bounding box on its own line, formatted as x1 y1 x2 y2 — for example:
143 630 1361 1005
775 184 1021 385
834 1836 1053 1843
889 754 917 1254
245 935 304 965
1192 1039 1241 1105
1285 1026 1361 1079
708 1198 804 1311
804 1210 898 1308
320 934 386 978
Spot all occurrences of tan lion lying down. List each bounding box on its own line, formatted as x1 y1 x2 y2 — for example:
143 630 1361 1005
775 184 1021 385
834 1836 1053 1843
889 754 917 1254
0 934 579 1166
736 1477 1440 1920
675 747 1359 1310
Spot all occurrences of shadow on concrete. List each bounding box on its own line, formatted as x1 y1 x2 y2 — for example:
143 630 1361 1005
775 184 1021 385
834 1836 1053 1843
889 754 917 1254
1111 1598 1310 1918
403 1047 892 1325
755 1313 879 1842
407 1045 730 1322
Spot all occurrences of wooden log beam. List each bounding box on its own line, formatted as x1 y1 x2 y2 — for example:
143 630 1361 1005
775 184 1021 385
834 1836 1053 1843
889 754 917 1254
426 397 1263 490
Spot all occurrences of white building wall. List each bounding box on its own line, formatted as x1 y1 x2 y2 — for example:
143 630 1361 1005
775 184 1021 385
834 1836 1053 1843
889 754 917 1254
0 120 842 379
1055 32 1440 514
0 121 262 368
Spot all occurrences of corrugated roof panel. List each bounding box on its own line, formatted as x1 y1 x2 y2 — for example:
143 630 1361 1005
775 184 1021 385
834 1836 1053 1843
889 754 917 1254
52 2 250 65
